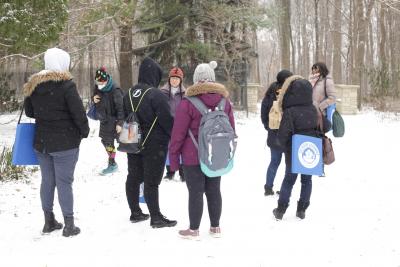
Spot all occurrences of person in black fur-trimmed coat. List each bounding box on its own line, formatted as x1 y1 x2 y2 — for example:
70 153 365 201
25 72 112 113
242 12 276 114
122 57 177 228
92 67 124 175
272 75 331 220
261 69 292 196
23 47 89 237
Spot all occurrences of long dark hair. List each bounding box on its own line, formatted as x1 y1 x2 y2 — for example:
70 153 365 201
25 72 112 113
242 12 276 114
311 62 329 78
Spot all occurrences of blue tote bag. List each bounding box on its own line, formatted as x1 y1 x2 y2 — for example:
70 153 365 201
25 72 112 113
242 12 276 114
291 134 323 176
12 107 39 165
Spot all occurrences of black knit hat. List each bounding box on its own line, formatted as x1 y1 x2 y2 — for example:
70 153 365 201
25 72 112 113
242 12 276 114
95 66 108 83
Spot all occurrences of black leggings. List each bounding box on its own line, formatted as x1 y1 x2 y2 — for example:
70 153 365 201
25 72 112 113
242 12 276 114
183 165 222 230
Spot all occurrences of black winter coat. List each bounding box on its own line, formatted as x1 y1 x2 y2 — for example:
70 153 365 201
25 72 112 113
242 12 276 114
94 83 124 142
23 71 89 153
261 81 282 150
277 78 331 156
123 57 173 154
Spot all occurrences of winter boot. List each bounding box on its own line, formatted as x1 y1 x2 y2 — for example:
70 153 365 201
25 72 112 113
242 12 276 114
130 210 150 223
273 203 288 220
163 165 175 180
150 214 177 228
62 216 81 237
178 166 185 182
100 162 118 175
296 201 310 220
178 228 200 240
264 185 274 196
42 211 63 234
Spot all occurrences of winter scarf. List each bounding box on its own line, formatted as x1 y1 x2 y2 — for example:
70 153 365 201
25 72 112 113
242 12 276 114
99 76 113 92
309 73 320 88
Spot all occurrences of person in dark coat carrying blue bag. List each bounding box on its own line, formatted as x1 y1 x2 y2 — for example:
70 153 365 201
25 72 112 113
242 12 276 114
272 76 331 220
23 47 89 237
261 69 292 196
122 57 177 228
92 67 124 175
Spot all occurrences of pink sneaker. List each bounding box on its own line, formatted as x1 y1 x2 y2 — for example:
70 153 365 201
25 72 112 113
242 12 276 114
178 228 200 240
209 227 221 238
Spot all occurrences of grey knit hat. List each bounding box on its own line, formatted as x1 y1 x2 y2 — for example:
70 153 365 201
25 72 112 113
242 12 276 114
193 61 218 84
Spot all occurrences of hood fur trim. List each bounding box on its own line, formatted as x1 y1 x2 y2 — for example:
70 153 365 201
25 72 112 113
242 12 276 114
23 71 73 96
185 82 229 98
277 75 304 109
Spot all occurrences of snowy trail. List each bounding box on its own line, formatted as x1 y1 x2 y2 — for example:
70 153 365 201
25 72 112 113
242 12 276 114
1 110 400 267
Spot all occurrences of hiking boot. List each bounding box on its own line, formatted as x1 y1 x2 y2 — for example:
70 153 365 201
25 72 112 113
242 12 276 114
150 214 177 228
264 186 274 196
273 203 288 220
130 211 150 223
209 227 221 238
178 228 200 240
296 201 310 220
100 163 118 175
42 211 63 234
62 216 80 237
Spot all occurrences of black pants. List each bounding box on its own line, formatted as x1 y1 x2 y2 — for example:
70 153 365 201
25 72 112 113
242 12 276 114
183 165 222 230
126 142 168 217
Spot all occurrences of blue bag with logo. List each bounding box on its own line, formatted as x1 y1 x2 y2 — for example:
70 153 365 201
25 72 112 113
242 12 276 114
291 134 323 176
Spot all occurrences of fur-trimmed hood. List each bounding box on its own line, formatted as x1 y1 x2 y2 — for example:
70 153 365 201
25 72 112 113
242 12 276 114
277 75 303 110
23 71 73 96
185 82 229 98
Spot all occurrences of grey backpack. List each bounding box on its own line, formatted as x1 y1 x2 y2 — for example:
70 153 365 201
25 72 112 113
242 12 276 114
186 96 237 177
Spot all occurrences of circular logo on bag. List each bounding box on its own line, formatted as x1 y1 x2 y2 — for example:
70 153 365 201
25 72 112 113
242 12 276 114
298 142 320 168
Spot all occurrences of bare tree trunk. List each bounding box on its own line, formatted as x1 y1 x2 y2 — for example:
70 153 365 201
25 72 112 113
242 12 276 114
332 0 343 83
302 0 310 77
277 0 291 69
314 0 320 62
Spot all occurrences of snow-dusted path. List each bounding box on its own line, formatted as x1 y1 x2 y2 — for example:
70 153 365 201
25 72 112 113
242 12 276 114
1 110 400 267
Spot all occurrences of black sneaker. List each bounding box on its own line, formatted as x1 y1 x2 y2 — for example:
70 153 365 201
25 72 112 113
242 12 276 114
264 186 274 196
163 173 174 180
150 215 177 228
130 211 150 223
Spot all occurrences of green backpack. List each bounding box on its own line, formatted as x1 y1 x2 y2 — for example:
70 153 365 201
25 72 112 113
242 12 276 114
332 110 345 137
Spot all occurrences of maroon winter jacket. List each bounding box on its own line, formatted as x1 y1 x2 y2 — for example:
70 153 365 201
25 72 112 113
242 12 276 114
168 82 235 171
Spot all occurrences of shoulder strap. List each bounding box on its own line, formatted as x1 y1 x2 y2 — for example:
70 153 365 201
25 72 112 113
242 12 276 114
217 98 226 111
324 78 327 98
128 87 152 112
185 96 208 115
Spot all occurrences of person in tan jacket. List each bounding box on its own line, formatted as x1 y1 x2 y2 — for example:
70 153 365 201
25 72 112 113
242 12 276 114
309 62 336 115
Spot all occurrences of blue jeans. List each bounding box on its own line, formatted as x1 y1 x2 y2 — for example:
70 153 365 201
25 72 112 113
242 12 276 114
278 153 312 206
265 148 283 188
35 148 79 217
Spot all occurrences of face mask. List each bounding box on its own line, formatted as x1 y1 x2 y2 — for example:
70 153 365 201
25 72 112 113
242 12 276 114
97 83 106 90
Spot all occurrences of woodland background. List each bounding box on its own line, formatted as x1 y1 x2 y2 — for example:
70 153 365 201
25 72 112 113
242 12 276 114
1 0 400 112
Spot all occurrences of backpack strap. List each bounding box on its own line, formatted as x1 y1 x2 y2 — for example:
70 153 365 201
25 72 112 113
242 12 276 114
217 98 226 111
185 96 209 115
129 87 152 112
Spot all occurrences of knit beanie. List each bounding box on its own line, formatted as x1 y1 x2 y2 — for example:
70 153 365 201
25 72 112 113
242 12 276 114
193 61 218 84
95 67 109 83
169 67 184 80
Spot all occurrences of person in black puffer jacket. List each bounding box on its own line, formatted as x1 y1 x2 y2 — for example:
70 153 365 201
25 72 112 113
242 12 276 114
122 57 176 228
272 76 331 221
261 69 292 196
24 47 89 237
92 67 124 175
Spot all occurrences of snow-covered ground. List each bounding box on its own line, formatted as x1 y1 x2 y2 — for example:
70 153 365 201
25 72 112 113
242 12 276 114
1 109 400 267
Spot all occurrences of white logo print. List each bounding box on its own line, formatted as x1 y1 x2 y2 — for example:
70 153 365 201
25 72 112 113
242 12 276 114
298 141 320 168
132 89 142 98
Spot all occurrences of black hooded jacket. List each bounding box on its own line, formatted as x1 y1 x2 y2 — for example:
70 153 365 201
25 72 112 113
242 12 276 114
123 57 173 150
277 79 331 153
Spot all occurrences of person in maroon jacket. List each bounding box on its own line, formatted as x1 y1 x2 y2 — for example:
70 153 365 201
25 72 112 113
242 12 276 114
169 61 235 240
